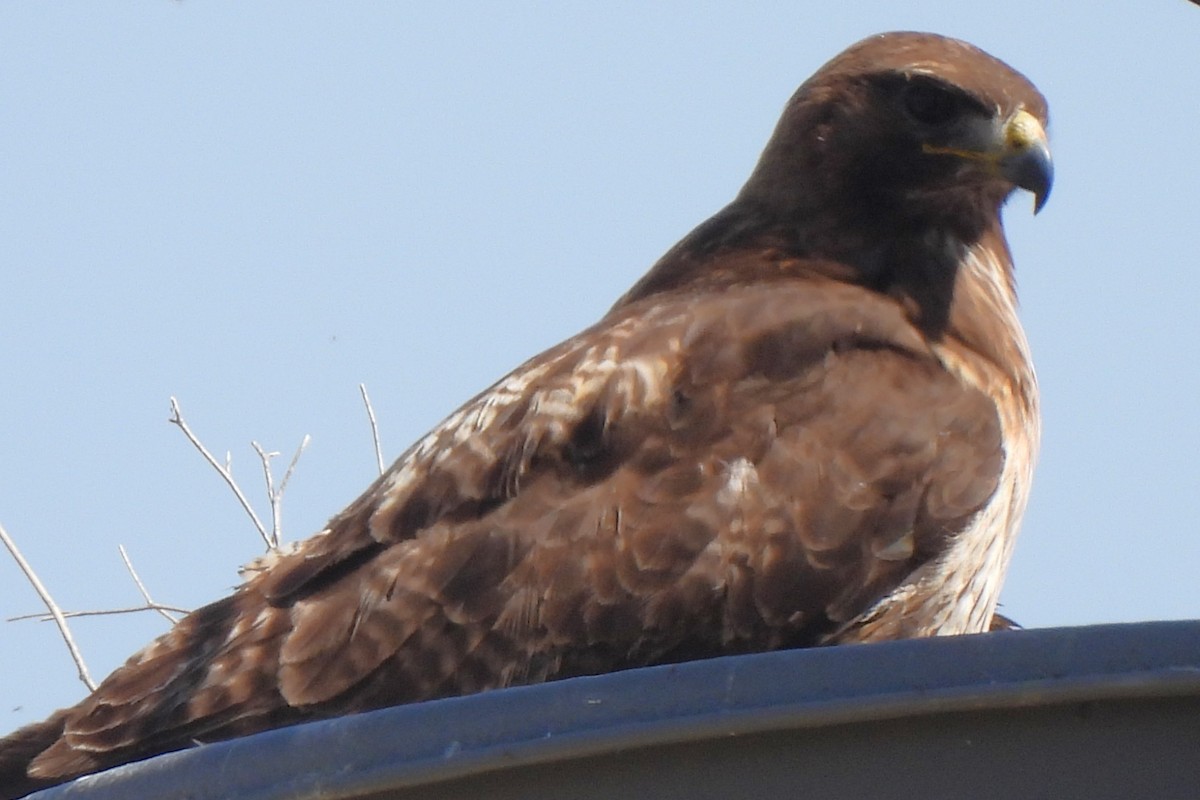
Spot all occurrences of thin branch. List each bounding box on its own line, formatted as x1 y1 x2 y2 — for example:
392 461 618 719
8 604 192 623
118 545 181 624
251 442 281 549
168 396 271 548
359 383 385 475
278 435 311 500
0 521 96 691
251 435 310 549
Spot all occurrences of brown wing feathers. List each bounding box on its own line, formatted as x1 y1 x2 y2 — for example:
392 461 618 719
1 31 1048 798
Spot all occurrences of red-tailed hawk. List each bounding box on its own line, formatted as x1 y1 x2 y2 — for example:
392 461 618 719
0 31 1050 798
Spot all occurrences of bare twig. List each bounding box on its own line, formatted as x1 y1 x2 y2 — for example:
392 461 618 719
0 521 97 690
251 435 311 549
168 396 271 548
118 545 182 624
359 383 385 475
251 442 280 548
278 435 310 500
8 604 192 623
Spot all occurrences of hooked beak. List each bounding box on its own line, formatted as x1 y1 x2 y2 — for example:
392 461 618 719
998 109 1053 213
923 107 1053 213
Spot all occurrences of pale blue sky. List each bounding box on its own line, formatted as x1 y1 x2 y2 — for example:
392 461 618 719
2 3 1198 729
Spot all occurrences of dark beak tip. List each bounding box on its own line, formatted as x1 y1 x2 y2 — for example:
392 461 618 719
1008 145 1054 215
1032 150 1053 214
1033 183 1051 215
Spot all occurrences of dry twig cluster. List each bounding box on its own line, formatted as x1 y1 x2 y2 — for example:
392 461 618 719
1 385 386 691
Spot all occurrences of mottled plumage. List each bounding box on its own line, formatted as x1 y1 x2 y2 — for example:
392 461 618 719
0 31 1051 799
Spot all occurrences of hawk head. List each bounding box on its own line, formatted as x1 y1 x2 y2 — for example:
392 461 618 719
743 31 1052 245
619 32 1050 319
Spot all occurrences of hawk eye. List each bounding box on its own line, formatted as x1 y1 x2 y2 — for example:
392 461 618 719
901 82 961 126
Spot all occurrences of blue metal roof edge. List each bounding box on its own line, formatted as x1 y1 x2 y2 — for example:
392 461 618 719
34 620 1200 800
